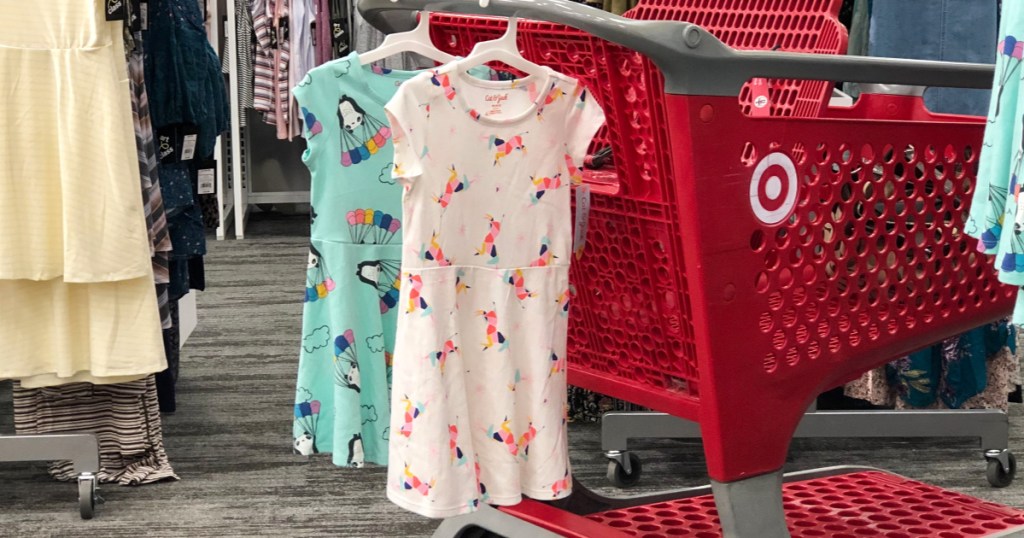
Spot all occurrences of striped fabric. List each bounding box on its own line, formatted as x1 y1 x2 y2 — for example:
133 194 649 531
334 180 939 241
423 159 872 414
12 377 178 486
222 0 255 127
252 0 278 124
273 0 294 140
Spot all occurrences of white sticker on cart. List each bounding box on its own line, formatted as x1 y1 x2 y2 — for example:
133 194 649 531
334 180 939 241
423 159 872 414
749 152 798 226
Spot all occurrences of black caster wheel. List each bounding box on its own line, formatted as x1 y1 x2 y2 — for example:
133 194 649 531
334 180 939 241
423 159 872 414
78 476 96 520
606 452 643 488
987 452 1016 488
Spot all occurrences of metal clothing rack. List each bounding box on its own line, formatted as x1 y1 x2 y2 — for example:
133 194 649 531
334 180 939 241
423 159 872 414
602 403 1017 489
0 434 102 519
223 0 356 239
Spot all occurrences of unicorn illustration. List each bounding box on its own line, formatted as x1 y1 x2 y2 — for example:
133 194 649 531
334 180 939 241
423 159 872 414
530 173 563 204
504 269 535 302
430 338 458 373
474 214 501 265
488 134 527 165
551 470 571 497
550 351 566 376
433 165 471 208
400 464 435 496
518 421 537 460
399 397 425 438
420 232 452 266
530 236 556 267
488 417 518 456
556 288 570 317
476 307 508 352
449 424 467 466
406 273 433 316
430 71 457 106
536 84 566 121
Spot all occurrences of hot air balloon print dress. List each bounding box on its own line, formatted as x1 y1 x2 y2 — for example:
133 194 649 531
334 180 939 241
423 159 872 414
971 3 1024 324
290 54 503 467
384 63 604 517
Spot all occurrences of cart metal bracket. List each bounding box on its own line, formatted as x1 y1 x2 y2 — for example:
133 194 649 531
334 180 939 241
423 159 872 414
711 471 788 538
432 503 563 538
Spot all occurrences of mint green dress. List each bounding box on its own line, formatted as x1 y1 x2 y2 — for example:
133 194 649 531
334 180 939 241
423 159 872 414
970 3 1024 324
291 53 498 466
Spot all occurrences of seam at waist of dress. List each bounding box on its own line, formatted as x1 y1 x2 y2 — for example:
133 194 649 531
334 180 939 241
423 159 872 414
405 264 571 272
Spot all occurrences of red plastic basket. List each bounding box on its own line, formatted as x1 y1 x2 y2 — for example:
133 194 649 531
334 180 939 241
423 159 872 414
427 0 1014 486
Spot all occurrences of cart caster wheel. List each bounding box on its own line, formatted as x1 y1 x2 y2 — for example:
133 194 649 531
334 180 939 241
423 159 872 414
987 452 1016 488
607 452 642 488
78 475 96 520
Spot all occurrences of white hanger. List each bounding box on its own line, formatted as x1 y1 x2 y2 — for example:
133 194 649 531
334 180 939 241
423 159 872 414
455 16 546 77
359 11 456 65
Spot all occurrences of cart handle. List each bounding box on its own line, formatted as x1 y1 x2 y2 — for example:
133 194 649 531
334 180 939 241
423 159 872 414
359 0 995 97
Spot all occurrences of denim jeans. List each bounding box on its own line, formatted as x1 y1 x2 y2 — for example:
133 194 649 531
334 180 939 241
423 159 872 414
868 0 997 116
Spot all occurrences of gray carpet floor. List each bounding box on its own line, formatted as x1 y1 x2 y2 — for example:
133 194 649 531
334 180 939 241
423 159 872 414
1 212 1023 537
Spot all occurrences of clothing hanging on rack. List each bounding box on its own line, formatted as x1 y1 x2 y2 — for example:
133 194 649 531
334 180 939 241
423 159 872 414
0 0 166 387
384 56 605 517
222 0 256 128
13 376 178 485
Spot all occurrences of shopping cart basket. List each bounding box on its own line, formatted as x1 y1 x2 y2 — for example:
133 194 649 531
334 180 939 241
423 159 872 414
362 0 1024 536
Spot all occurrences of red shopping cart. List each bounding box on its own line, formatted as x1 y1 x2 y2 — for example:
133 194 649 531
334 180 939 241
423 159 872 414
362 0 1024 536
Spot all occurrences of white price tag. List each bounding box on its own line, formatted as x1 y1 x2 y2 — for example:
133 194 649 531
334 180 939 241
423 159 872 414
197 168 216 195
180 134 198 161
140 2 147 29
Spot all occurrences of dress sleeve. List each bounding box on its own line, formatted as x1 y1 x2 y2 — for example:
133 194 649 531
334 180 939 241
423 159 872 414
384 81 427 184
564 82 607 166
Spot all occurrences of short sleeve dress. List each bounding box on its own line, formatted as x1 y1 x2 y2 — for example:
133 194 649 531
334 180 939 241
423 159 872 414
290 54 501 466
384 63 604 518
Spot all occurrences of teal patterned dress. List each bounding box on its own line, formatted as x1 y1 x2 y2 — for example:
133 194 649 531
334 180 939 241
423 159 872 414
971 2 1024 323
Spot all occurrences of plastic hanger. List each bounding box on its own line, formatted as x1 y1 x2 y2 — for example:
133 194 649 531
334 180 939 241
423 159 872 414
455 16 546 78
359 11 456 65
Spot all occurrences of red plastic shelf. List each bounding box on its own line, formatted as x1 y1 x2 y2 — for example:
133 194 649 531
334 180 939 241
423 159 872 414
582 471 1024 537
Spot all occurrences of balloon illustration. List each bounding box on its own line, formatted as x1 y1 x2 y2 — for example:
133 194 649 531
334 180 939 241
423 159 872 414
294 396 322 455
356 259 402 314
994 36 1024 119
338 95 391 167
334 330 360 391
346 208 401 245
305 244 335 303
301 106 323 137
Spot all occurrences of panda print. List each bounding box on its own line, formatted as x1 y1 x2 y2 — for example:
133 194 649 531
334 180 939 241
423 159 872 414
348 433 365 468
338 95 392 167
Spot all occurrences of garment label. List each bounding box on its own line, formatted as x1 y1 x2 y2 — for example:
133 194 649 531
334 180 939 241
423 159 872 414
140 2 147 30
574 184 591 260
181 134 198 161
197 167 216 195
310 21 316 47
158 130 176 164
106 0 126 20
749 78 771 117
485 93 509 116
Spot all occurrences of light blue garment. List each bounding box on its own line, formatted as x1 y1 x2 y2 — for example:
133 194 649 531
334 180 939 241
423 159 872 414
869 0 997 116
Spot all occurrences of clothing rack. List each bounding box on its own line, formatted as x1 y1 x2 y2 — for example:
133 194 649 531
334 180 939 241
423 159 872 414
224 0 355 239
0 433 101 518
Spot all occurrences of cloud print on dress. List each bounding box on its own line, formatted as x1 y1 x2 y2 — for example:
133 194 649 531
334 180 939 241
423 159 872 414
366 333 386 353
303 325 331 353
333 59 352 78
382 427 390 440
378 163 396 185
361 405 378 424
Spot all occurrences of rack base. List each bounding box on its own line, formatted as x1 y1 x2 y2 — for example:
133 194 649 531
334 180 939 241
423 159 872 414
0 433 101 519
434 467 1024 538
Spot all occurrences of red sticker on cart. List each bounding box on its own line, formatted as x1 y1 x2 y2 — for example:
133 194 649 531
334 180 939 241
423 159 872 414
750 152 797 225
749 78 770 118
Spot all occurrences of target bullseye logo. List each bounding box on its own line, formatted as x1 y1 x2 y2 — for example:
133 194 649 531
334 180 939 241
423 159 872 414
750 152 798 225
753 95 769 109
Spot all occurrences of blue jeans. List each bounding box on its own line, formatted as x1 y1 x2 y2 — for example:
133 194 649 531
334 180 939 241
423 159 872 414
868 0 997 116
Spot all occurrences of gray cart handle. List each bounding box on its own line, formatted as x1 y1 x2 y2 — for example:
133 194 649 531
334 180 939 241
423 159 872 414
359 0 994 96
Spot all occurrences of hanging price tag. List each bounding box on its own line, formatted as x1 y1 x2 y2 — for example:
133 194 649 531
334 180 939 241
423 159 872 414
180 134 198 161
573 184 591 260
197 166 216 195
105 0 127 20
141 2 148 30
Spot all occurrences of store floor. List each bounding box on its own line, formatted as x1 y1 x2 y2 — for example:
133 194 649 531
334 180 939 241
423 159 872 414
1 212 1023 537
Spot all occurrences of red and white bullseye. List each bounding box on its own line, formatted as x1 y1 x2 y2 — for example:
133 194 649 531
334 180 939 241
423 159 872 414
750 152 798 225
